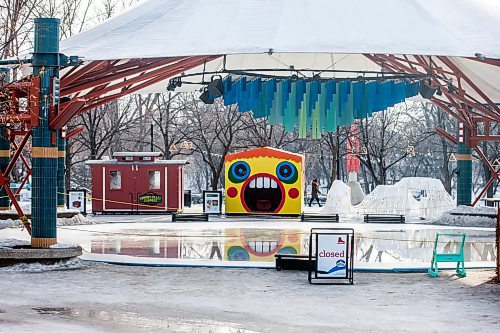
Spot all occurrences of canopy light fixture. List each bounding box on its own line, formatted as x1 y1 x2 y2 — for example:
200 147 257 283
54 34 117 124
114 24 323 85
199 87 214 104
207 75 223 97
419 80 437 99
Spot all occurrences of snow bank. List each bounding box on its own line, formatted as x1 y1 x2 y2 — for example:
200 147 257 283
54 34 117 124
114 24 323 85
0 238 30 248
0 258 88 273
431 205 497 228
0 219 21 229
1 214 101 230
322 180 352 214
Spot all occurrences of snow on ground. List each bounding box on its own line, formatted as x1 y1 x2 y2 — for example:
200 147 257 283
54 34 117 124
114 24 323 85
0 214 106 230
0 238 29 249
0 262 498 333
429 205 497 228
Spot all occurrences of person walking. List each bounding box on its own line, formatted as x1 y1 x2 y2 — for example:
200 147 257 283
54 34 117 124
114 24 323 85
309 179 322 207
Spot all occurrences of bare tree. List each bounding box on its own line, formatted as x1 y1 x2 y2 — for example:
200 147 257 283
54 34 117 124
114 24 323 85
180 95 248 190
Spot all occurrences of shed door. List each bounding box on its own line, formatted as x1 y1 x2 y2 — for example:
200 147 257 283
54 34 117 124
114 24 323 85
104 164 135 212
134 165 165 211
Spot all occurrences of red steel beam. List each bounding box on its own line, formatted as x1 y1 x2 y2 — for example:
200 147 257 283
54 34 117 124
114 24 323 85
61 60 109 87
438 56 500 114
66 127 84 139
3 184 30 234
49 98 86 129
435 127 458 144
83 56 210 100
4 131 30 176
472 175 497 207
81 55 218 113
473 146 500 179
62 57 182 96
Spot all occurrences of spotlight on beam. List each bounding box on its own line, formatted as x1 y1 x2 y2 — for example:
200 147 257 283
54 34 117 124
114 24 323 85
419 80 437 99
199 87 214 104
207 75 223 97
447 82 456 93
167 77 182 91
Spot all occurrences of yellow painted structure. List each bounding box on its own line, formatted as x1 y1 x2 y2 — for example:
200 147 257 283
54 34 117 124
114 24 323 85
224 147 304 215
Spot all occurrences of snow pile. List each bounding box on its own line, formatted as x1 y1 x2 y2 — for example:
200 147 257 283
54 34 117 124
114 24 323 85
322 180 352 214
57 214 97 226
431 205 497 228
0 258 88 273
394 177 455 220
0 219 21 229
1 214 100 230
0 238 30 249
355 184 419 217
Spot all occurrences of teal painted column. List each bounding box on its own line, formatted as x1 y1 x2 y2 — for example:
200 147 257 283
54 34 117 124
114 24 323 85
0 125 10 211
0 68 10 210
457 122 472 206
57 132 66 207
31 18 60 248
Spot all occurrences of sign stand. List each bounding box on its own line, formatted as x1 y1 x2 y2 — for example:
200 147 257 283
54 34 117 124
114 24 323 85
308 228 354 285
428 233 467 278
67 189 87 216
202 190 222 214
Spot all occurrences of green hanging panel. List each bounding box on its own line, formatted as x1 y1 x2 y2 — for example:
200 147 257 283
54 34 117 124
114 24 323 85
326 82 338 132
269 80 283 125
284 81 297 132
317 82 327 135
298 88 308 138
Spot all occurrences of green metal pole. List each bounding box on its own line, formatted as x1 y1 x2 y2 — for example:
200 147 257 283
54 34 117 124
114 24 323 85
0 69 10 210
457 122 472 206
31 18 60 248
57 132 66 208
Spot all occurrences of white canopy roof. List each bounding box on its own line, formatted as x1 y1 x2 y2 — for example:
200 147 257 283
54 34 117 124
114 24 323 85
61 0 500 60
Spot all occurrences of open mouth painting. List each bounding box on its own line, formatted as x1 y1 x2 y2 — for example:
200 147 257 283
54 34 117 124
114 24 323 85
224 147 304 215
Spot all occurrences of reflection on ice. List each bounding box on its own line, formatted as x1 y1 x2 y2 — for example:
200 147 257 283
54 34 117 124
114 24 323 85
83 226 496 268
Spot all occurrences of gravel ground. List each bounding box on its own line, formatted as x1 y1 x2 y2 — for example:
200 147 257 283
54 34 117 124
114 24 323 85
0 261 498 333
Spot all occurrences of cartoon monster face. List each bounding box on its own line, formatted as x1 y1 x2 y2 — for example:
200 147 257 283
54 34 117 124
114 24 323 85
225 147 303 215
225 228 301 262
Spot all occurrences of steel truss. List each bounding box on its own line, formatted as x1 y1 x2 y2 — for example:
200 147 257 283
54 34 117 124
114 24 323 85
364 54 500 205
0 52 498 225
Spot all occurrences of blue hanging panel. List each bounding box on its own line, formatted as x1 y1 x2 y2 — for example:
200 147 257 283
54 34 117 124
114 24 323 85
223 76 234 106
337 81 353 127
236 77 249 112
352 81 364 119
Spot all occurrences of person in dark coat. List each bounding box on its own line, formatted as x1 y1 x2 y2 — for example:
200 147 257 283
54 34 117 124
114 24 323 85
309 179 322 207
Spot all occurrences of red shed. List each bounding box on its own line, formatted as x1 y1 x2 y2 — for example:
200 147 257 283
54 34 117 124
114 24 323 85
86 152 187 214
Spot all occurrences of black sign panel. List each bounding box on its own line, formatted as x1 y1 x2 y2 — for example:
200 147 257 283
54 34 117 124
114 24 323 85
138 192 162 205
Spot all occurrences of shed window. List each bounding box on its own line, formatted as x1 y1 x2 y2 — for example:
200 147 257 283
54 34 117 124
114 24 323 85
149 171 160 190
110 171 121 189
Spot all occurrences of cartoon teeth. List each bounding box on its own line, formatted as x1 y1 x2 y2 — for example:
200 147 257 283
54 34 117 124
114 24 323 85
249 176 278 189
247 241 279 253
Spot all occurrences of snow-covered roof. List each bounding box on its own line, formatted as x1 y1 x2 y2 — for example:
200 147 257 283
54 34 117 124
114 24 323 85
60 0 500 60
86 159 188 165
112 152 162 157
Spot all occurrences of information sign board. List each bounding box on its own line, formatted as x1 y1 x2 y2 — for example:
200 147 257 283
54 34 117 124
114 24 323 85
67 189 87 216
203 190 222 214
